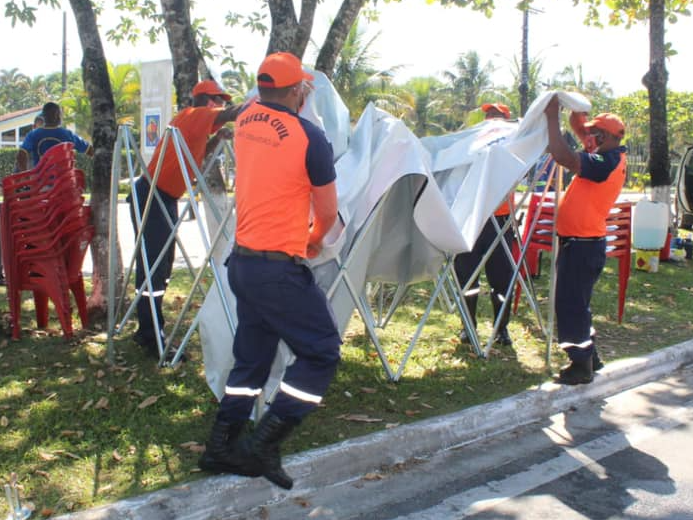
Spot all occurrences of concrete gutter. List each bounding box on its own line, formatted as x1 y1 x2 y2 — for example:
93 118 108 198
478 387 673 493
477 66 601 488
53 339 693 520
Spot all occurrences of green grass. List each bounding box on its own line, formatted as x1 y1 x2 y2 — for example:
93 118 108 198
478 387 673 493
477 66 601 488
2 252 693 517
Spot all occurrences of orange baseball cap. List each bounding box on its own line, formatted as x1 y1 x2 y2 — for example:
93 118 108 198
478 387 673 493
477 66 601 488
584 113 625 138
192 79 231 101
481 103 511 119
257 52 314 89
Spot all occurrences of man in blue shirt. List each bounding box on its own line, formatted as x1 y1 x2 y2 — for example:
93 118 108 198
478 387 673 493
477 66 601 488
15 102 93 171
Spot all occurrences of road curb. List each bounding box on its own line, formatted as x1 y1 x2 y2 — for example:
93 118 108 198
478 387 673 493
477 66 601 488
54 339 693 519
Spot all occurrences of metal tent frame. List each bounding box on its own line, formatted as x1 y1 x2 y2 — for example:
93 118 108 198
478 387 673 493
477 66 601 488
106 125 237 366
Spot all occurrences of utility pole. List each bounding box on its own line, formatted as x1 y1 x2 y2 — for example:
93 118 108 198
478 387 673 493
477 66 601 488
62 11 67 93
519 8 529 117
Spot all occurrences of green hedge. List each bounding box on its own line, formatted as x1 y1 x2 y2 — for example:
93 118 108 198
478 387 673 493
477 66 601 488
0 147 95 190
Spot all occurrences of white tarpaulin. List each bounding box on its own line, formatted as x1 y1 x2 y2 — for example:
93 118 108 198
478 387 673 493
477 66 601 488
199 83 591 397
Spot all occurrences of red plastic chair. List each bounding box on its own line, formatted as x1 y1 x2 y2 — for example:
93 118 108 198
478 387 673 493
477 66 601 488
9 206 93 332
604 201 632 323
513 195 632 323
1 141 92 339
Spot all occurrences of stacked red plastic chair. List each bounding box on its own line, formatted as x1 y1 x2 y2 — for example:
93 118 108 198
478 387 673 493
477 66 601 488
0 142 94 339
512 193 632 323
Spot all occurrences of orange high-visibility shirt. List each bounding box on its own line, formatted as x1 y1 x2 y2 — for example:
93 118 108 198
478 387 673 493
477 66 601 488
148 106 224 199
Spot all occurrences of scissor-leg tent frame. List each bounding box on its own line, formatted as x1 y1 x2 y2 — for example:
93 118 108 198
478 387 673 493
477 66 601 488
358 160 565 380
107 125 237 366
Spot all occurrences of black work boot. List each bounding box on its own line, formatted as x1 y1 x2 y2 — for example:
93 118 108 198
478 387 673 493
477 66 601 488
491 291 513 346
557 357 594 385
198 419 259 476
243 412 296 490
459 295 478 344
495 328 513 346
592 348 605 372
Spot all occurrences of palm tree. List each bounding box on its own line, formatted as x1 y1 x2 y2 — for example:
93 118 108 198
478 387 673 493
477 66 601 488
503 54 549 115
442 51 496 127
396 77 447 137
221 68 256 104
109 63 141 127
550 64 614 109
0 68 33 111
60 62 141 139
330 19 401 120
60 85 93 137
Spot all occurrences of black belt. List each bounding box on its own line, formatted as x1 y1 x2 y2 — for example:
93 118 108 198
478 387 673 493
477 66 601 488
232 244 304 264
559 236 605 245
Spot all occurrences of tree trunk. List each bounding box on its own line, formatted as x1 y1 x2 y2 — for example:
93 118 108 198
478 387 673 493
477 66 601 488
315 0 367 78
642 0 670 210
160 0 207 109
68 0 120 325
267 0 317 57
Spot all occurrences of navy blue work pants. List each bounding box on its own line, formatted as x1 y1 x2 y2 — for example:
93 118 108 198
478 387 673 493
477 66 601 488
454 215 514 323
127 177 178 344
218 253 342 424
555 238 606 361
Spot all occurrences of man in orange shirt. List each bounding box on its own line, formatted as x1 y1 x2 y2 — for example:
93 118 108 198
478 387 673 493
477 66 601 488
454 102 516 348
128 80 240 359
544 96 627 385
198 52 340 490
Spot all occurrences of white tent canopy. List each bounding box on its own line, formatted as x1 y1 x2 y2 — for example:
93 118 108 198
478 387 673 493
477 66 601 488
196 72 590 397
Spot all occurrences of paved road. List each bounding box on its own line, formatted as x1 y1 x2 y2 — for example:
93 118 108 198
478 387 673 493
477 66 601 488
52 342 693 520
84 191 650 276
225 365 693 520
81 200 209 274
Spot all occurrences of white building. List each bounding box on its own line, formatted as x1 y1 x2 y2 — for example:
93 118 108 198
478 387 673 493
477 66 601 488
0 106 42 149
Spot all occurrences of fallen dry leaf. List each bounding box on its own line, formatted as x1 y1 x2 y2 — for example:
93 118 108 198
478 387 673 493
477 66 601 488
337 414 383 423
406 393 420 401
126 372 137 384
60 430 84 439
40 508 55 517
96 369 106 379
94 397 109 410
34 470 50 480
38 451 57 461
292 497 311 508
363 472 384 481
72 373 86 384
308 506 334 518
360 387 377 394
404 410 420 417
81 399 94 411
53 450 80 460
112 450 123 462
0 416 8 427
385 422 400 429
179 441 206 453
421 403 434 409
138 395 161 409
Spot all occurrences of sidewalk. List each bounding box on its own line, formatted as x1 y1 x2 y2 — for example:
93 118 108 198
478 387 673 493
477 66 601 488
53 338 693 520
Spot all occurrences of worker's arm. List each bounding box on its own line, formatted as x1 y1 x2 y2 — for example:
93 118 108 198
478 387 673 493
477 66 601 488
544 95 581 174
15 149 28 172
214 104 242 126
307 181 338 258
205 126 233 155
